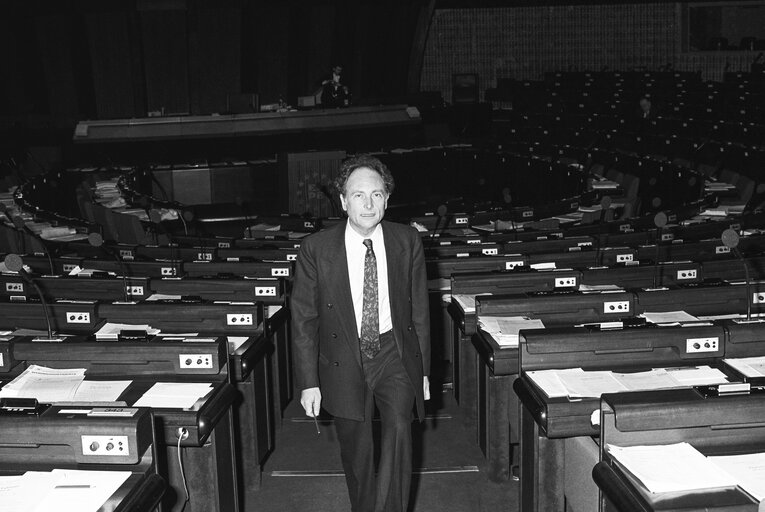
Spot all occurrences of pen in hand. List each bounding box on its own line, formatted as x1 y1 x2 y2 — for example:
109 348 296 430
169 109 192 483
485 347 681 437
312 410 321 435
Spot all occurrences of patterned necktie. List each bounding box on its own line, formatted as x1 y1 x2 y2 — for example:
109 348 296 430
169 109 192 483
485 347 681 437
359 238 380 359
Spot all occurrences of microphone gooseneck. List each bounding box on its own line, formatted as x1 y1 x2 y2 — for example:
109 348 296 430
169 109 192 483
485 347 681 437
722 228 751 321
12 216 55 276
429 204 448 247
652 211 668 288
88 232 130 302
4 254 54 339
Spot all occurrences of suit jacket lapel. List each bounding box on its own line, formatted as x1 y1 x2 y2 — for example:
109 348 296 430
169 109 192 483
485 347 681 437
383 222 405 351
323 223 362 364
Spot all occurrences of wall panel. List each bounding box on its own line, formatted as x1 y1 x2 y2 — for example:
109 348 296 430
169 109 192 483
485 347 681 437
420 4 679 101
189 5 241 114
140 8 189 114
35 14 80 117
85 11 139 119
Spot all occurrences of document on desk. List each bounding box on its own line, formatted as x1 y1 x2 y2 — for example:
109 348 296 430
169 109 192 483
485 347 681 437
145 293 183 301
578 284 623 293
0 365 86 402
557 370 628 397
30 469 131 512
72 380 132 402
723 356 765 378
94 322 160 341
607 442 739 493
527 369 580 398
228 336 249 352
527 366 727 398
640 310 700 325
452 293 492 314
708 452 765 501
478 316 545 346
613 368 683 391
0 472 57 512
133 382 214 409
664 365 729 386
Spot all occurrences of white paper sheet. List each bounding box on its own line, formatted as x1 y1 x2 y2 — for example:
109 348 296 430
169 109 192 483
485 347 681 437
478 316 545 346
228 336 249 352
526 369 580 398
94 323 160 341
72 380 132 402
640 310 700 325
133 382 213 409
525 366 726 399
578 284 624 293
709 452 765 501
145 293 183 301
0 472 59 512
30 469 131 512
612 368 684 391
452 293 493 314
0 365 86 403
723 356 765 378
607 442 738 493
557 370 628 398
664 365 729 386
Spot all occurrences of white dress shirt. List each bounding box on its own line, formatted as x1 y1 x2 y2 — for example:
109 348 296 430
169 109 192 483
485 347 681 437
345 222 392 337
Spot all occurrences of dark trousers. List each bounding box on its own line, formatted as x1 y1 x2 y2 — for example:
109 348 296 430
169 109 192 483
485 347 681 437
334 331 416 512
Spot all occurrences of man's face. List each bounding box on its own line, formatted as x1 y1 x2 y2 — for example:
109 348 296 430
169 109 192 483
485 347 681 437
640 99 651 113
340 167 388 237
333 66 343 76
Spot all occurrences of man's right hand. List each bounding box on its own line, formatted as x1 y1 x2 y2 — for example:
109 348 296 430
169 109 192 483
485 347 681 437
300 387 322 417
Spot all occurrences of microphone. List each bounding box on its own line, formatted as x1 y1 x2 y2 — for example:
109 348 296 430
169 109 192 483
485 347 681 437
4 254 58 341
12 216 55 276
180 209 194 236
150 208 180 265
235 196 252 238
430 204 448 246
653 211 668 288
599 195 612 223
722 228 751 321
88 232 130 302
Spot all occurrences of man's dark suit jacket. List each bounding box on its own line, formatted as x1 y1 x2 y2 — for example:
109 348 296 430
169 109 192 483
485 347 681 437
291 220 431 421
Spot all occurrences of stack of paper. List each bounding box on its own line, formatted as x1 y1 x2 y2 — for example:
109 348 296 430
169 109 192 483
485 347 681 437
228 336 249 353
527 365 729 398
708 452 765 501
0 469 132 512
0 365 132 404
133 382 214 409
640 310 700 325
478 316 545 346
665 365 730 386
723 356 765 378
70 380 131 403
451 293 491 314
94 323 160 341
0 365 86 403
610 443 765 501
607 443 738 493
578 284 624 293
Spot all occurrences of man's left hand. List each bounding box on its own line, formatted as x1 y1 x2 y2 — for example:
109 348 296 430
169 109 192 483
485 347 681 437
423 376 430 401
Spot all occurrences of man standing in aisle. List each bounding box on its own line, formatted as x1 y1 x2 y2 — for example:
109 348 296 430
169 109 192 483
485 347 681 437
291 155 431 512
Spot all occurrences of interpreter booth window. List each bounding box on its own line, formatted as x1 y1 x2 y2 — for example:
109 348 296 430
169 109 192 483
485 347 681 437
685 1 765 51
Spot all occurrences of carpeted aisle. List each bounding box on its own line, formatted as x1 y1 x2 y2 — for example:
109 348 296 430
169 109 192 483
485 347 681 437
245 390 518 512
